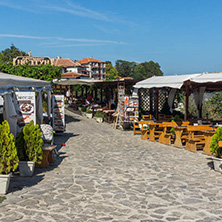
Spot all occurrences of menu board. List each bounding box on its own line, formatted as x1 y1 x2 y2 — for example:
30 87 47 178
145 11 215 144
15 92 36 127
52 95 65 132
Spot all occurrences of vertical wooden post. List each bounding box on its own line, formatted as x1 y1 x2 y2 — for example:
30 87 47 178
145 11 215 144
95 87 97 99
81 86 84 97
150 89 153 113
100 87 103 102
155 89 159 120
185 84 189 121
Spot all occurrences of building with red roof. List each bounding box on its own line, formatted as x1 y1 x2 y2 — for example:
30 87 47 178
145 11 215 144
77 57 106 80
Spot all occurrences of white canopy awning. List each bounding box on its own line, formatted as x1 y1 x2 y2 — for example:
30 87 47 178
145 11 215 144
134 74 201 89
189 72 222 84
53 78 103 86
0 72 51 94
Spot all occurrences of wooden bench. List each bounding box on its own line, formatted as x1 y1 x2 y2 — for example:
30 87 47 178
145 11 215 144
185 125 213 152
36 145 57 168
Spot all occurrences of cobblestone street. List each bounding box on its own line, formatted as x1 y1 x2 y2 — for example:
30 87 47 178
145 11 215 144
1 109 222 221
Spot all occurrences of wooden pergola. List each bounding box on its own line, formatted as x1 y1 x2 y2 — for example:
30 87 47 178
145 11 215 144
134 72 222 121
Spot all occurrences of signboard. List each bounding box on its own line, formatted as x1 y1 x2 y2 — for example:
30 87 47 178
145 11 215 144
52 95 65 132
15 92 36 127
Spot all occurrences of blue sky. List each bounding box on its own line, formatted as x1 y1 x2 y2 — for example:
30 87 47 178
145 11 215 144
0 0 222 75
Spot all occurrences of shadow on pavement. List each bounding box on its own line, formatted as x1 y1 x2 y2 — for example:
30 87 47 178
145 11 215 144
206 157 214 170
7 131 77 194
65 113 81 124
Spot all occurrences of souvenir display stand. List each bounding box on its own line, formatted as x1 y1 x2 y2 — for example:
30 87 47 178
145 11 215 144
52 95 65 133
115 83 139 129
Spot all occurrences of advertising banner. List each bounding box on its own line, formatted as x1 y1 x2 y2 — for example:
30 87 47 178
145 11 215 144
52 95 65 132
15 92 36 127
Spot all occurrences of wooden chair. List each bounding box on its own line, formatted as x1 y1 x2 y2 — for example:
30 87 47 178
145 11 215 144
133 118 141 135
185 125 213 152
142 114 152 120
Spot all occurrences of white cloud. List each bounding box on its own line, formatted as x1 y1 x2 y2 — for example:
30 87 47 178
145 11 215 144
0 34 125 44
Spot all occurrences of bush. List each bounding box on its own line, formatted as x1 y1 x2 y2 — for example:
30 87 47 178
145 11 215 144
210 127 222 158
94 112 104 118
78 103 83 107
86 109 92 114
16 121 43 164
81 107 87 112
0 121 19 174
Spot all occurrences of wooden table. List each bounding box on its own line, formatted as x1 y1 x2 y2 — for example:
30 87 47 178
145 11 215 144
141 129 148 140
202 130 215 155
173 126 187 148
138 120 154 130
148 123 161 142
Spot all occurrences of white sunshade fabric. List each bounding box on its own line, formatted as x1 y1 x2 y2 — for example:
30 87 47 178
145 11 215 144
0 72 51 92
189 72 222 84
53 78 103 86
134 74 201 89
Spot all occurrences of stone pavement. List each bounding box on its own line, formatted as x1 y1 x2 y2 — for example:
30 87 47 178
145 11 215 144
1 109 222 222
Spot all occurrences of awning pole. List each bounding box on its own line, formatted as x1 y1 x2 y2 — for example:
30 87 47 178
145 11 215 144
185 85 190 121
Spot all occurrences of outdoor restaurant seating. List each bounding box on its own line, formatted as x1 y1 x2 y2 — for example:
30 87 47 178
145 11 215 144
185 125 213 152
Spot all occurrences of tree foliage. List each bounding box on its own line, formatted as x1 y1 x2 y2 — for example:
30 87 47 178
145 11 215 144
0 62 61 81
115 60 136 77
115 60 163 79
0 44 27 63
105 61 118 81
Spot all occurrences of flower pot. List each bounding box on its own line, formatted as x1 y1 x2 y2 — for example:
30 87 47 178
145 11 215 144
86 113 93 119
19 161 35 177
0 174 11 194
95 117 103 123
212 157 222 172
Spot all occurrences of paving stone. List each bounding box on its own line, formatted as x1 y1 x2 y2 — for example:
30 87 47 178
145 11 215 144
0 109 222 221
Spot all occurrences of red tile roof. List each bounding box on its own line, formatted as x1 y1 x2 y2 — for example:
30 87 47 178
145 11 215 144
61 72 88 79
54 58 81 68
77 57 105 64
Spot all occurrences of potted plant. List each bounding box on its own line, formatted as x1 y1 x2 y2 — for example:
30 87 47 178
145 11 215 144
78 103 83 111
0 120 19 194
210 127 222 172
81 106 87 116
94 111 104 123
16 121 43 176
85 109 93 119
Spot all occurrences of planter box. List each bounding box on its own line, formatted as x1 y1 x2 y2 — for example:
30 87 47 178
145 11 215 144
19 161 35 177
95 117 103 123
0 174 11 194
212 157 222 172
86 113 93 119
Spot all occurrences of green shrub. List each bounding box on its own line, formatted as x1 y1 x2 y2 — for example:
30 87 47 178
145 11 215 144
170 127 175 134
86 109 92 114
78 103 83 107
172 115 181 122
94 112 104 118
210 127 222 158
81 107 87 112
16 121 43 164
0 121 19 174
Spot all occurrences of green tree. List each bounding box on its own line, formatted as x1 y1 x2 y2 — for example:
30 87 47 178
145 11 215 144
115 60 136 77
140 61 163 77
105 61 118 80
131 64 146 79
0 62 61 81
0 44 27 63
